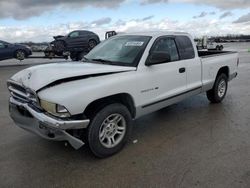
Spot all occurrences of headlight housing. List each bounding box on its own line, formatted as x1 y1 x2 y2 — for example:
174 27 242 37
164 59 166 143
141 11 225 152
40 99 70 118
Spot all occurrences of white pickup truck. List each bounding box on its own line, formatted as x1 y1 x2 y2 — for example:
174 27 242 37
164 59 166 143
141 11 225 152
8 32 239 158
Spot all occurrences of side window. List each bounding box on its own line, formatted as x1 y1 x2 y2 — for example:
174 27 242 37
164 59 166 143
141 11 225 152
69 31 79 38
175 36 195 60
79 31 88 36
151 37 179 62
0 42 4 49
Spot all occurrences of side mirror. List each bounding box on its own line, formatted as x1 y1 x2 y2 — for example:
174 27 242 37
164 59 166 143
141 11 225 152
4 44 8 48
146 52 171 66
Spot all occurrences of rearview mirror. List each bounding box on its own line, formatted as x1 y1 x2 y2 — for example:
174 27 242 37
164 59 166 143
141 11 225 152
146 52 171 66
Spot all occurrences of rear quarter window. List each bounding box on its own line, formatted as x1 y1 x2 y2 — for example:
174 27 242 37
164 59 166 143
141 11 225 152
175 36 195 60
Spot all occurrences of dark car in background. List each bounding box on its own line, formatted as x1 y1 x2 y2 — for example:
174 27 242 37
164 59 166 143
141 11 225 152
45 30 100 60
0 40 32 61
53 30 100 49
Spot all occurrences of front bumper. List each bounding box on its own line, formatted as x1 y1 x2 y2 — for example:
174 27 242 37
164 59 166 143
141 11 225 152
9 97 90 149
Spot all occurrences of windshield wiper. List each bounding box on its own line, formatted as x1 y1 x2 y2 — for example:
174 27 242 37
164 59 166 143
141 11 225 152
88 58 125 66
91 58 114 64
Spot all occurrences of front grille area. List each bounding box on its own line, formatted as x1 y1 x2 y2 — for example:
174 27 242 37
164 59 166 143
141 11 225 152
8 81 29 103
7 80 40 108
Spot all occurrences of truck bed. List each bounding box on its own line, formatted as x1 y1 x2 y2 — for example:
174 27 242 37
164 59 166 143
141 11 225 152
198 50 237 58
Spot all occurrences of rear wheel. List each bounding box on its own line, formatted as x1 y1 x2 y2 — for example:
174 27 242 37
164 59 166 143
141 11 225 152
207 73 228 103
88 39 97 50
87 103 132 158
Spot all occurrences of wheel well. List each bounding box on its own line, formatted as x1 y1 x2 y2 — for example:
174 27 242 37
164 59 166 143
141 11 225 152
217 66 229 79
84 93 136 119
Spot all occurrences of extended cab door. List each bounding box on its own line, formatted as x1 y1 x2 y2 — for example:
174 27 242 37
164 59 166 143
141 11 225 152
175 36 202 91
137 36 187 114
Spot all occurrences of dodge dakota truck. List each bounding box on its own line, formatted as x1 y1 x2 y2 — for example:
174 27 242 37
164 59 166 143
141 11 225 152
7 32 239 158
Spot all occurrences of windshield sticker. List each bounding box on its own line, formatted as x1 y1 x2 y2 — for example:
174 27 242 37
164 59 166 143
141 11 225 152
125 41 144 47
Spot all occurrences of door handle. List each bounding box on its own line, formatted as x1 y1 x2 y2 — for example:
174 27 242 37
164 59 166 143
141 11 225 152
179 67 186 73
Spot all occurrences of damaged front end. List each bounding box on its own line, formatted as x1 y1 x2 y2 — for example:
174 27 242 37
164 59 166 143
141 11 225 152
7 79 89 149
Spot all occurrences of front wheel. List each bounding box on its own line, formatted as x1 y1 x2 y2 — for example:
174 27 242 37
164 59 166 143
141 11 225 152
15 50 26 60
207 73 228 103
87 103 132 158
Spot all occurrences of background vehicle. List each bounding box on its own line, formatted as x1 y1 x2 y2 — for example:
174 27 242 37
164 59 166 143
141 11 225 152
44 30 100 61
207 41 224 51
8 32 238 158
0 40 32 61
105 31 117 39
195 36 224 51
105 30 126 39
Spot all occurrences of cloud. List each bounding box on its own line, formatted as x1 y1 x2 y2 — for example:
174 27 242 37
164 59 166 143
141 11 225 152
0 0 250 20
193 11 216 19
140 0 169 5
91 17 112 26
193 12 207 19
113 17 250 38
175 0 250 9
1 16 250 43
142 15 154 21
147 0 250 9
220 11 233 19
0 0 125 20
233 13 250 23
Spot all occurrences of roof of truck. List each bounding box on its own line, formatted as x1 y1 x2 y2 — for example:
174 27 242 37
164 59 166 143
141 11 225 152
118 31 189 37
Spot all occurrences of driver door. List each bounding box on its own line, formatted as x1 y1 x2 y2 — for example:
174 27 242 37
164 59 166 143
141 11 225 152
137 37 187 114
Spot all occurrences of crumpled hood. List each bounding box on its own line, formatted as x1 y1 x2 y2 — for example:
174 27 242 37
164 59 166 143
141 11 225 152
11 62 136 91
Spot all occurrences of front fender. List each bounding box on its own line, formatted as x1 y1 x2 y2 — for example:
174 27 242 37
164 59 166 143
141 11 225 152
37 71 138 116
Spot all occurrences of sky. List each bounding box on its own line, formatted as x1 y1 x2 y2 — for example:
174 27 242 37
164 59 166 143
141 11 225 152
0 0 250 42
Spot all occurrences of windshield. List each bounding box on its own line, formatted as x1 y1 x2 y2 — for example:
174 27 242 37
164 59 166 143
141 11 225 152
85 35 151 67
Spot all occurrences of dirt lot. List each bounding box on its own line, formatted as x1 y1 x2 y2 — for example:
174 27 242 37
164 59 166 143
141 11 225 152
0 45 250 188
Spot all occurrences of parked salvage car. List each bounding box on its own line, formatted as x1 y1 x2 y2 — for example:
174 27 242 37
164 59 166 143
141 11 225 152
207 41 224 51
7 32 239 158
0 40 32 61
45 30 100 60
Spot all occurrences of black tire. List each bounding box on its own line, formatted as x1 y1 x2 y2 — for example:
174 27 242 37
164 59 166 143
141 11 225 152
71 51 87 61
88 39 97 50
206 73 228 103
70 52 78 61
55 51 63 56
216 45 220 51
14 50 26 60
76 52 87 61
219 45 224 51
87 103 132 158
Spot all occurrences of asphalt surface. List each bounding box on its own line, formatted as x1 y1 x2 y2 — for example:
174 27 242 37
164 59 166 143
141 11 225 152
0 46 250 188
